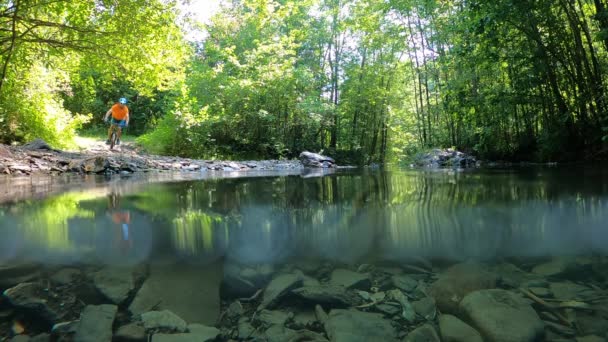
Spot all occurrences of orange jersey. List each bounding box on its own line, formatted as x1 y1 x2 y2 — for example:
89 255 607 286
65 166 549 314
112 211 131 224
111 103 129 120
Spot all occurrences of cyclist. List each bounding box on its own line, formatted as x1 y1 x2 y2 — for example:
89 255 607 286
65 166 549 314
104 97 129 145
106 193 133 254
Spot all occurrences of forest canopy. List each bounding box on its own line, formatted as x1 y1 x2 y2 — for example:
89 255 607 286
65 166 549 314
2 0 608 163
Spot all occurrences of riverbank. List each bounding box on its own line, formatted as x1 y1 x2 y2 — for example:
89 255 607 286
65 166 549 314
0 139 304 176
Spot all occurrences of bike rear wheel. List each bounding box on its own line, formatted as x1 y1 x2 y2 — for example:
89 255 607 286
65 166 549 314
109 126 118 150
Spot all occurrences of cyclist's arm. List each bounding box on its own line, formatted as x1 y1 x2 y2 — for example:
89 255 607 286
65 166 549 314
104 109 112 122
125 109 129 126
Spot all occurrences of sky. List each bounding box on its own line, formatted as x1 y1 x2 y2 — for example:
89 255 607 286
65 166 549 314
179 0 223 40
183 0 223 23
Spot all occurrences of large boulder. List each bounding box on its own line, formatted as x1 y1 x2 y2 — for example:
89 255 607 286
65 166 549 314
129 264 221 325
299 151 337 168
459 289 544 342
429 262 498 314
414 148 476 168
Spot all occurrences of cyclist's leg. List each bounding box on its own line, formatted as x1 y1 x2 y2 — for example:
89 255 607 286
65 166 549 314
106 122 113 144
116 120 125 144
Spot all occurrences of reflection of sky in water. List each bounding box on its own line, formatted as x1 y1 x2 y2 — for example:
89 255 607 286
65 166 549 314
1 168 608 265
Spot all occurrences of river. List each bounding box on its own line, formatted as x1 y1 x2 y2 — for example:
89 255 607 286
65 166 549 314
1 166 607 341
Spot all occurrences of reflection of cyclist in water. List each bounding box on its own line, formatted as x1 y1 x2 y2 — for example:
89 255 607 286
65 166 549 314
107 193 132 254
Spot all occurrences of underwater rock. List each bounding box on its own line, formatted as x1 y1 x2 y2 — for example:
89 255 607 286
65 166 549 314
129 264 221 325
115 323 147 342
293 285 360 307
532 257 579 278
292 310 317 327
151 332 217 342
375 303 401 316
329 269 370 290
412 297 436 320
264 325 297 342
257 309 291 326
259 272 303 309
237 317 257 339
50 268 82 286
225 301 244 320
73 304 117 342
324 309 397 342
403 324 440 342
186 323 220 339
549 281 595 301
141 310 187 333
576 312 608 336
459 289 544 342
491 263 538 288
0 264 41 290
3 282 61 323
429 262 498 314
92 268 134 305
438 314 483 342
392 274 418 293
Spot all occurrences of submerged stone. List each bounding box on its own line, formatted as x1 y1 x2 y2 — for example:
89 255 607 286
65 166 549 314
141 310 187 332
412 297 436 320
404 324 440 342
460 289 544 342
0 264 40 290
392 274 418 292
532 257 578 278
438 314 483 342
50 268 81 285
3 282 61 323
73 304 117 342
129 264 221 325
429 262 498 314
92 267 134 305
293 285 360 307
324 309 397 342
151 333 217 342
115 323 147 341
257 309 291 326
259 272 303 309
329 269 370 290
186 324 220 340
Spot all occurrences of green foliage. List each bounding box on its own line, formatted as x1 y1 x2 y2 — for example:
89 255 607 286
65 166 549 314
3 0 608 161
0 0 189 147
0 61 90 147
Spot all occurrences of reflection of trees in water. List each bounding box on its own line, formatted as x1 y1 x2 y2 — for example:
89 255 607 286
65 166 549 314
3 169 608 264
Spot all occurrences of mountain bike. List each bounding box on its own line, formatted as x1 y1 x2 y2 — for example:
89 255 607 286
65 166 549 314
108 123 121 150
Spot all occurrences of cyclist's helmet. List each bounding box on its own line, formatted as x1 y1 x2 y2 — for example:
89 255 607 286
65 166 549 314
119 97 127 104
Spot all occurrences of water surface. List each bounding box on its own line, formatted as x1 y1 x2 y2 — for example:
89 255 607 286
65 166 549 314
2 166 607 267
